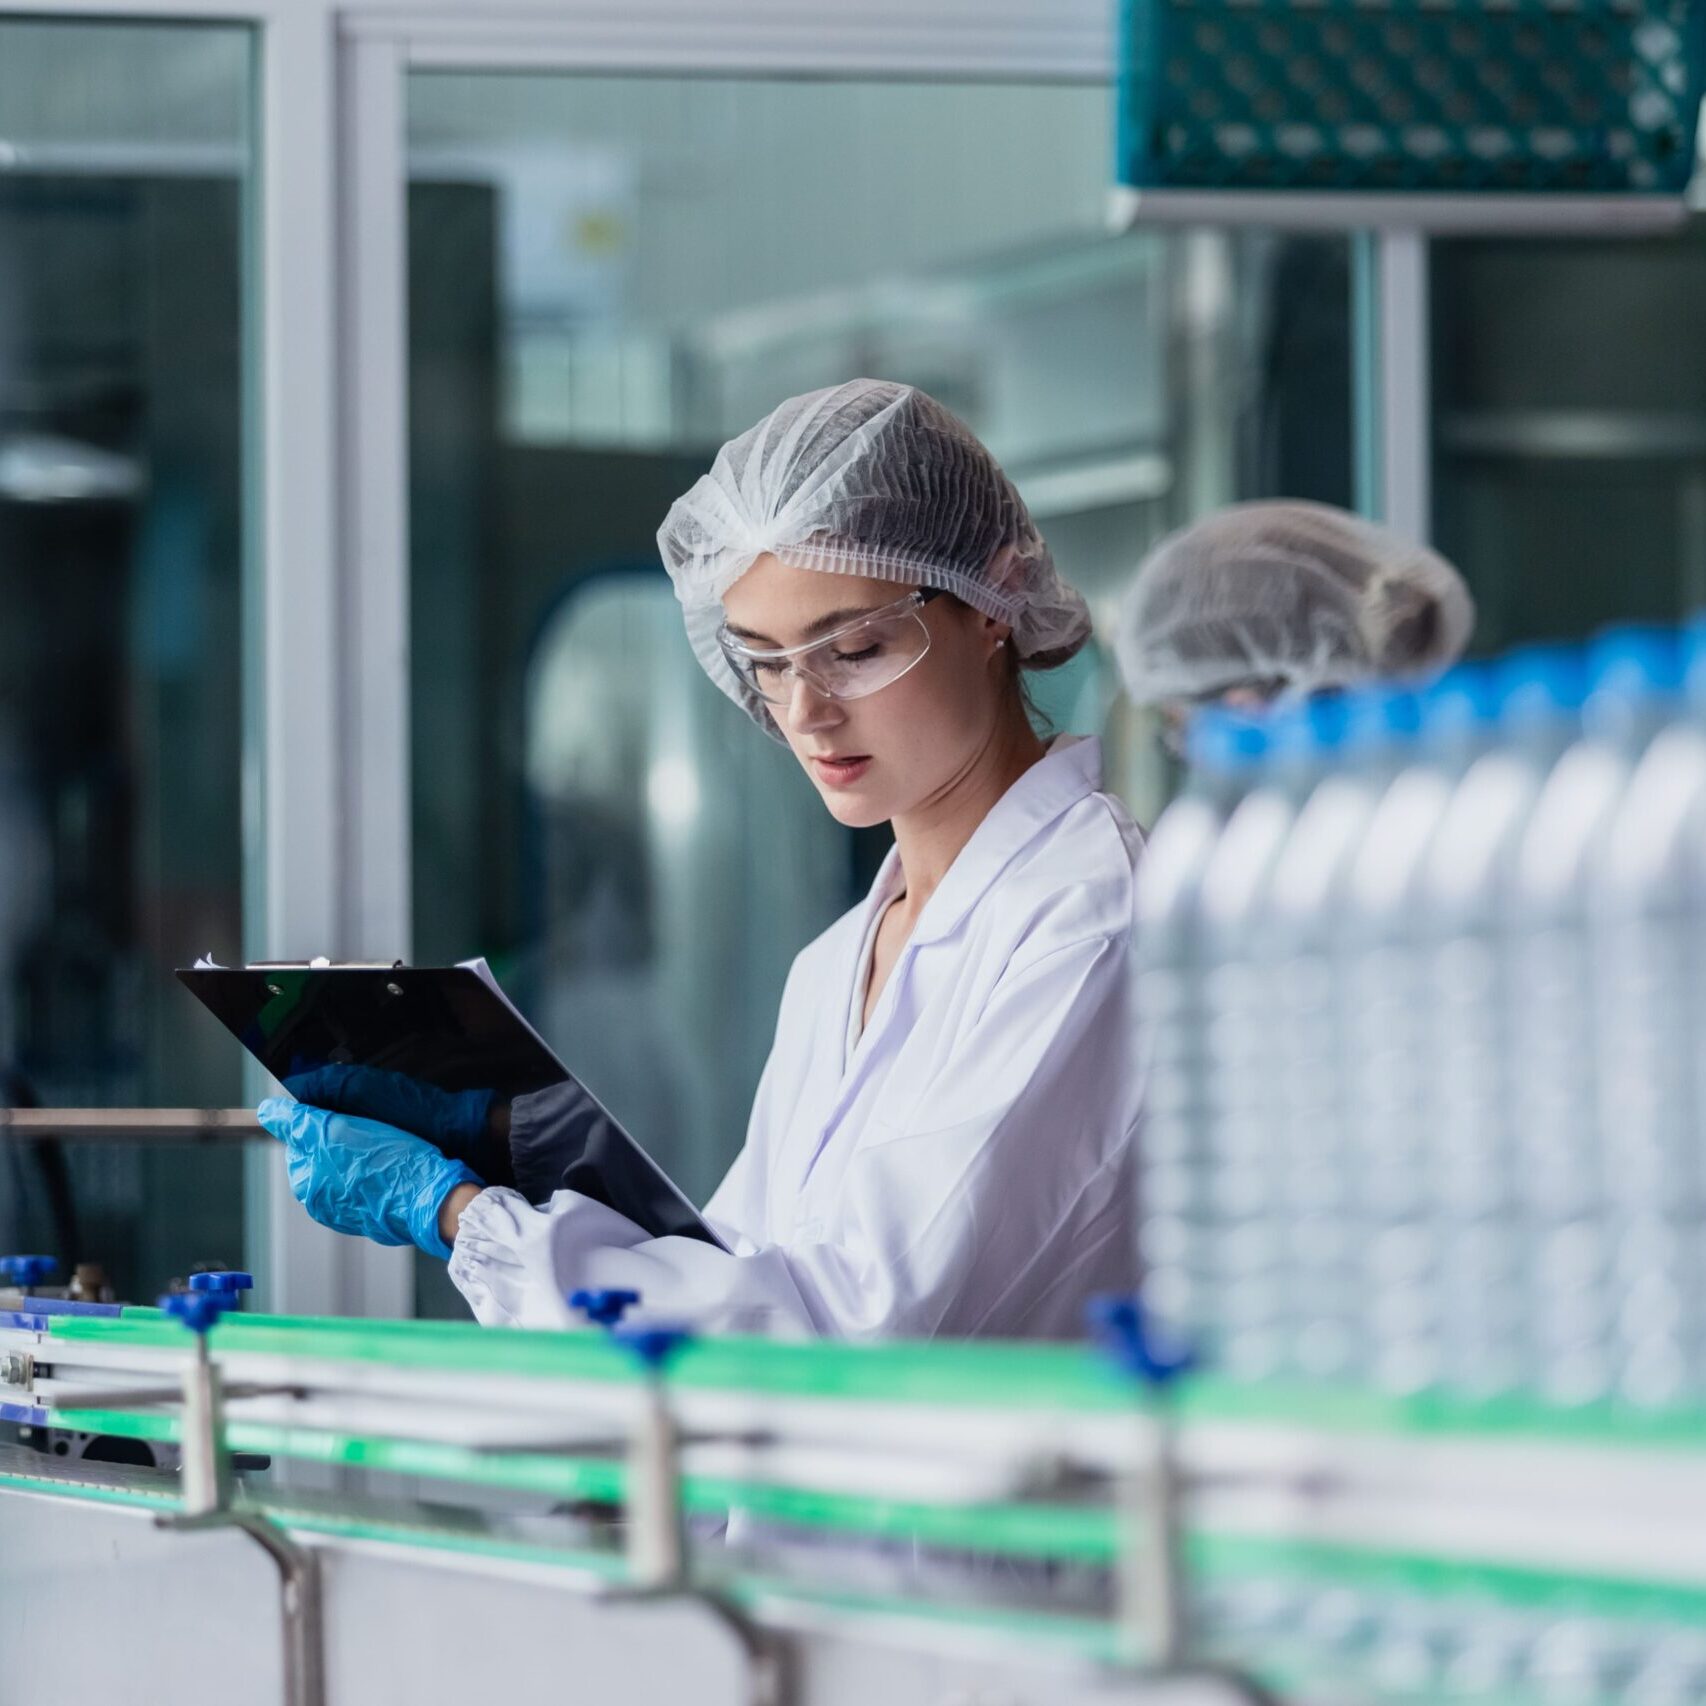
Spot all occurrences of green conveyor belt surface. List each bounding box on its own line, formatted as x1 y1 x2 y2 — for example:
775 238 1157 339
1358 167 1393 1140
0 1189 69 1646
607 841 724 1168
47 1310 1139 1409
46 1403 1121 1561
0 1465 1126 1663
10 1460 1706 1646
42 1309 1706 1449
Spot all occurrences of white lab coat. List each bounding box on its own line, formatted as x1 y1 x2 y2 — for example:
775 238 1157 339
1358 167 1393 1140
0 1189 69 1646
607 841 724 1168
448 735 1145 1339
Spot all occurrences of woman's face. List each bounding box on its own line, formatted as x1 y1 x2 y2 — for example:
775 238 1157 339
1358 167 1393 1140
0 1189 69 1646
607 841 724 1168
720 555 1012 828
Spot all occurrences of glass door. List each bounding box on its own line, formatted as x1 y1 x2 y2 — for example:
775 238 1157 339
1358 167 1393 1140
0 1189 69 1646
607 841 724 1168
0 19 255 1298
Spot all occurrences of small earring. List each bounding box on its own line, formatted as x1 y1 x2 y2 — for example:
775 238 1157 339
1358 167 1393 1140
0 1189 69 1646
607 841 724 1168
995 637 1008 649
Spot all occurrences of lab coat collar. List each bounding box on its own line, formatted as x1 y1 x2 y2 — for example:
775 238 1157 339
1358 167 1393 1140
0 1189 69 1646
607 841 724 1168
867 735 1103 949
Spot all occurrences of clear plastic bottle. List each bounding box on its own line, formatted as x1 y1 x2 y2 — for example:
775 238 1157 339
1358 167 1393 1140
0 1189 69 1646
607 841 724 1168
1510 626 1681 1408
1367 1597 1462 1700
1194 705 1322 1381
1417 643 1585 1400
1263 687 1417 1381
1525 1614 1645 1705
1622 1629 1706 1705
1586 622 1705 1408
1135 709 1267 1358
1339 664 1499 1395
1440 1608 1539 1699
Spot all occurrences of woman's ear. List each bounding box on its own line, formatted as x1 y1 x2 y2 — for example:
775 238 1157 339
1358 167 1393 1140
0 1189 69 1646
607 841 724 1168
970 606 1011 656
980 544 1022 654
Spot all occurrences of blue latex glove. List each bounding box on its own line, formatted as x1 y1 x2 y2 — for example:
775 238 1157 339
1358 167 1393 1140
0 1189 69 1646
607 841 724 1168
257 1096 481 1261
283 1063 495 1160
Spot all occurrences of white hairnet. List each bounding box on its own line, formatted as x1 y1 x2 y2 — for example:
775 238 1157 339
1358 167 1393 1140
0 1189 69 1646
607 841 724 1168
1116 500 1476 707
658 379 1092 731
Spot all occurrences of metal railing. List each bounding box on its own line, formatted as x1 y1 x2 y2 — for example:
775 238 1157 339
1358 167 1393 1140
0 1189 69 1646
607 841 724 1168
0 1108 262 1145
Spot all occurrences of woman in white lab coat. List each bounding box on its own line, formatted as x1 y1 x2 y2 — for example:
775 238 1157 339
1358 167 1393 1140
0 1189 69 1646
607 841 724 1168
262 379 1144 1340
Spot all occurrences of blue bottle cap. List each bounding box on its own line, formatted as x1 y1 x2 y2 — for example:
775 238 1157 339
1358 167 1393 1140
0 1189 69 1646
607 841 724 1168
1185 707 1270 773
1586 622 1683 702
1684 614 1706 706
1343 684 1422 754
1266 700 1322 763
1418 661 1497 744
1496 643 1587 730
1305 691 1352 749
189 1271 254 1294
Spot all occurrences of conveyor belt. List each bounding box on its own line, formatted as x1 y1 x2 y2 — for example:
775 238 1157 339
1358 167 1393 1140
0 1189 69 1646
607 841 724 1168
11 1304 1706 1703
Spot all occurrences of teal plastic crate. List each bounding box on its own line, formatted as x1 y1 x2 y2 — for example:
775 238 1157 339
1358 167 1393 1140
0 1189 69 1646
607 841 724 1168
1117 0 1706 196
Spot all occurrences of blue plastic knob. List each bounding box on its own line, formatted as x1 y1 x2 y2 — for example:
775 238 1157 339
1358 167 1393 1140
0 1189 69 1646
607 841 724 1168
0 1256 58 1287
189 1271 254 1295
613 1324 692 1373
570 1287 641 1329
159 1291 233 1336
1088 1296 1194 1388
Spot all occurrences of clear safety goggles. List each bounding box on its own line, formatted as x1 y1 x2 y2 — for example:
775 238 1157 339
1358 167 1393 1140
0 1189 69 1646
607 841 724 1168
718 588 943 706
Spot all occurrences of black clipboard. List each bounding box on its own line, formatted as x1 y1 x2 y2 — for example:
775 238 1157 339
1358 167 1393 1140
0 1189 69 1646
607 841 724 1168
176 958 722 1249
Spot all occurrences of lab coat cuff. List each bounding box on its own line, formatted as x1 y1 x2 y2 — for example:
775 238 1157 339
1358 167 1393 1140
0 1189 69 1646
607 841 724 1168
446 1186 552 1327
446 1184 651 1329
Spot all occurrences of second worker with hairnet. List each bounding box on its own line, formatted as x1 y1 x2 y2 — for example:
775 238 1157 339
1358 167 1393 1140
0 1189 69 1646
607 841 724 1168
1117 500 1475 750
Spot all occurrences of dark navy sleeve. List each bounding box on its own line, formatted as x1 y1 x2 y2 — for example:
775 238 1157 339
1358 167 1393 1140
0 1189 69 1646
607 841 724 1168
508 1081 622 1206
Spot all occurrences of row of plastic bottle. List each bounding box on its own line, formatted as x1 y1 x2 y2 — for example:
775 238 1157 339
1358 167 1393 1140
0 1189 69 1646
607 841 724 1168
1199 1577 1706 1706
1136 620 1706 1410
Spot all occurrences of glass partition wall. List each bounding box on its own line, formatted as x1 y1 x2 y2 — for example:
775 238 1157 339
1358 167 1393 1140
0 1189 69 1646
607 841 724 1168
0 21 253 1299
